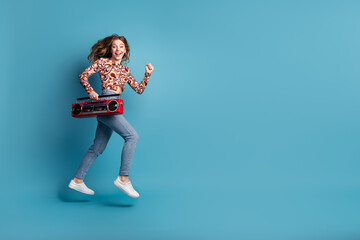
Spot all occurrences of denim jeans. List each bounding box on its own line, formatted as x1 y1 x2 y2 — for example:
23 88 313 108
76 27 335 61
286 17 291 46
75 90 139 179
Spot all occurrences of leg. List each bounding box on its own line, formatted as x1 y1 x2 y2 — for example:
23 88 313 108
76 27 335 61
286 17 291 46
97 114 139 178
74 119 113 180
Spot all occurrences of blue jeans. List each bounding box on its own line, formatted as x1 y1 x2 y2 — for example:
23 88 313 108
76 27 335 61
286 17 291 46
75 90 139 179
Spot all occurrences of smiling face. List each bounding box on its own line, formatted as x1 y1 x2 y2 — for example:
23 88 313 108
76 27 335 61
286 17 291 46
110 39 126 63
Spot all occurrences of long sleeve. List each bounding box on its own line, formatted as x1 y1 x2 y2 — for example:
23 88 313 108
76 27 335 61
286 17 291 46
79 59 102 94
125 66 151 94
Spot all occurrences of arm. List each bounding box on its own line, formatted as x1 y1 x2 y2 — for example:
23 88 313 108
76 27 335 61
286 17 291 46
79 59 102 94
125 66 151 95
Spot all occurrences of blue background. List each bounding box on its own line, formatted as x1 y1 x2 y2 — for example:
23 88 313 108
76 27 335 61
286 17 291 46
1 0 360 239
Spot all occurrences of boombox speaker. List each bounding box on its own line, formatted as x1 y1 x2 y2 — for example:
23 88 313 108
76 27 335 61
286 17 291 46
71 94 123 118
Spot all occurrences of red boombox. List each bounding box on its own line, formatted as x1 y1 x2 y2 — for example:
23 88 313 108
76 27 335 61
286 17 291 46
71 94 123 118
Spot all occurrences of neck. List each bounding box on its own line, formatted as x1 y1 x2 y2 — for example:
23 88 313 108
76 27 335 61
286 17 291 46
110 57 121 64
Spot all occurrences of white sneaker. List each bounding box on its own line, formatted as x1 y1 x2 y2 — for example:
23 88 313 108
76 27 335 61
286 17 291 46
68 180 95 195
113 177 140 198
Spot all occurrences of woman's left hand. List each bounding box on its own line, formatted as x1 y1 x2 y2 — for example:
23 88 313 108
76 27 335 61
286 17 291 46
145 63 154 74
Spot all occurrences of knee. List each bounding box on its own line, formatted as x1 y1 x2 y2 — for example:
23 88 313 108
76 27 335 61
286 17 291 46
127 131 139 143
97 146 106 155
132 131 139 142
89 143 107 156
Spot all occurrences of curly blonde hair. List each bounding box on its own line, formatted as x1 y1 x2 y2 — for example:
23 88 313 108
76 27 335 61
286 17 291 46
88 34 130 64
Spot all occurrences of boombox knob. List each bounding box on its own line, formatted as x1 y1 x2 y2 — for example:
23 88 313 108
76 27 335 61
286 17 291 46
72 104 82 115
108 100 119 112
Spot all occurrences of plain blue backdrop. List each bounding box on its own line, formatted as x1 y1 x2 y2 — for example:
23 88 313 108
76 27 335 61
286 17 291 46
1 0 360 239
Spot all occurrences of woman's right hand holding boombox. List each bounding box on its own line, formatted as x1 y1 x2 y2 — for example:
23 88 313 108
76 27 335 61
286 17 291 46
89 91 99 100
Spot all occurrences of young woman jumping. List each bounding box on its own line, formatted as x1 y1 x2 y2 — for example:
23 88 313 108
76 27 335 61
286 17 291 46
68 34 154 198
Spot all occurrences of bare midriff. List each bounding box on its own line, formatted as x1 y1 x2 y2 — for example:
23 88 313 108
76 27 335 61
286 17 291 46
108 87 122 94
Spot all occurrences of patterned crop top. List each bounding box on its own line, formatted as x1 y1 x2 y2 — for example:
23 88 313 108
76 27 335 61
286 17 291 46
79 58 151 95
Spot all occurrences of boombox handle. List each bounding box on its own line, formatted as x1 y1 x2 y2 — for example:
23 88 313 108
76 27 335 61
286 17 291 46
76 94 121 102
